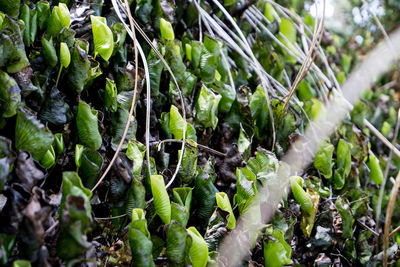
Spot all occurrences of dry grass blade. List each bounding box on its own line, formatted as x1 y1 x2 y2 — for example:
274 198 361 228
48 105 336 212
280 0 326 120
208 0 277 148
383 170 400 266
91 0 139 192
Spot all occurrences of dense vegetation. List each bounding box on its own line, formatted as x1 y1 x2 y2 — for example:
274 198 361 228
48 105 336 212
0 0 399 266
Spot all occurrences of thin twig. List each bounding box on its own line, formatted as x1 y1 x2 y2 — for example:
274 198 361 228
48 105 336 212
389 225 400 238
364 119 400 158
154 139 227 157
356 219 380 237
94 214 127 221
280 0 325 119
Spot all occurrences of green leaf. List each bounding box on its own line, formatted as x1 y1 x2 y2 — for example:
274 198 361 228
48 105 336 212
147 42 163 97
41 36 58 68
290 176 313 215
193 169 218 228
341 54 352 73
250 85 269 139
171 202 189 227
40 145 55 169
76 101 102 150
178 141 198 184
299 189 319 238
0 12 4 31
335 197 354 239
75 144 84 170
173 187 192 213
215 192 236 229
381 121 391 137
60 172 92 219
167 222 191 266
212 82 236 114
198 36 220 83
21 4 37 47
333 139 352 190
90 15 114 61
47 3 70 37
54 133 64 156
235 167 257 214
0 70 21 118
110 108 137 147
13 260 31 267
0 0 20 18
57 172 92 260
36 1 50 30
126 180 146 218
15 108 54 162
195 85 221 129
160 18 175 41
187 227 209 267
170 105 185 140
264 3 275 22
126 140 146 176
67 41 90 94
128 228 155 267
151 174 171 224
104 78 118 112
263 229 292 267
313 141 334 178
60 42 71 68
0 17 29 73
128 208 154 267
280 18 296 44
165 41 186 79
79 148 103 188
367 153 383 185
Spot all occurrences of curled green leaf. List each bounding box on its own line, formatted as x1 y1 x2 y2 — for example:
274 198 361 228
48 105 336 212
313 141 334 178
60 42 71 68
195 85 221 130
367 153 383 185
104 78 118 112
47 3 70 37
75 144 84 170
170 105 185 140
263 229 292 267
40 145 55 169
160 18 175 41
187 227 208 267
76 101 102 150
151 174 171 225
90 15 114 61
0 0 20 18
36 1 50 30
0 70 21 118
41 36 58 68
55 133 64 156
290 176 313 215
215 192 236 229
15 108 54 162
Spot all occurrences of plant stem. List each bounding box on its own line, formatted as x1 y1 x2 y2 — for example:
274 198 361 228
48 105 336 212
56 66 63 88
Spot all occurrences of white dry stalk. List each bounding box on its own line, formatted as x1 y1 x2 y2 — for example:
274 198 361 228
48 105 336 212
218 26 400 267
